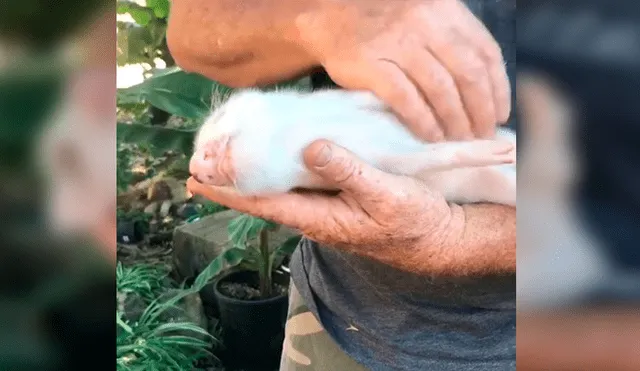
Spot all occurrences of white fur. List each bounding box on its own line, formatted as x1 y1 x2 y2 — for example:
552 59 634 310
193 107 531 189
194 88 517 206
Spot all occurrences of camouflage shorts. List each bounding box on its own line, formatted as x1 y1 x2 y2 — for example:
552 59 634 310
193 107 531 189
278 281 369 371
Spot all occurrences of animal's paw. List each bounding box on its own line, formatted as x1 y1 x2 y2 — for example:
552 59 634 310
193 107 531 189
450 139 515 168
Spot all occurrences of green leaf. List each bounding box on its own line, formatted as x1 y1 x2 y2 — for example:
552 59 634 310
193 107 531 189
117 67 232 119
275 235 302 257
117 123 196 156
117 24 155 67
117 0 136 14
118 1 155 26
147 0 170 18
192 248 245 291
227 214 278 248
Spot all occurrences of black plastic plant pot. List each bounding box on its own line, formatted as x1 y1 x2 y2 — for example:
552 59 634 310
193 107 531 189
214 270 290 370
116 219 147 244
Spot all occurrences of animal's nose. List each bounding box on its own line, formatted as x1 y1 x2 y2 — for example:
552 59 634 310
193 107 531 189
189 148 215 183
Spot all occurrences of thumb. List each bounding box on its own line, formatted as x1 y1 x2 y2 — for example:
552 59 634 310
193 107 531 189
303 140 393 198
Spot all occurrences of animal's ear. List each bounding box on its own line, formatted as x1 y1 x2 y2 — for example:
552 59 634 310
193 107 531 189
517 71 575 141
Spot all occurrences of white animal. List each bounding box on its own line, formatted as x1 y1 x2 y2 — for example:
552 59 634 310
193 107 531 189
190 89 516 206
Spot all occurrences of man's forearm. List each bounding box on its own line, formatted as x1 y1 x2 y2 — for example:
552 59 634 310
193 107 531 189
167 0 324 87
415 204 516 276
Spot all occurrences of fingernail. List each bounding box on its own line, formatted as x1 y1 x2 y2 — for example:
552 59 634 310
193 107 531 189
314 144 332 167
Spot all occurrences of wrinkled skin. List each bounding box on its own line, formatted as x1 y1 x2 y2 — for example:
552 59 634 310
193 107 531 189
167 0 511 141
187 140 506 275
301 0 511 141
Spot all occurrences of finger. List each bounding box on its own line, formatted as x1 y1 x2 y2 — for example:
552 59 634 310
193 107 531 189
402 48 473 140
327 58 444 142
186 177 332 231
425 27 497 138
457 3 512 125
303 140 398 203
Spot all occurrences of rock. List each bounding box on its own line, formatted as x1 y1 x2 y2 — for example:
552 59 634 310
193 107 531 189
157 289 209 342
147 179 172 202
144 201 159 215
163 177 189 204
173 210 297 279
117 188 147 208
159 200 173 217
177 203 199 219
148 219 159 234
118 291 147 323
130 200 146 211
172 210 240 280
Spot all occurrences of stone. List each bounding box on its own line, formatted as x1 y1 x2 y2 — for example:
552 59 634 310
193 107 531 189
177 203 199 219
163 177 189 204
143 201 159 215
147 179 172 202
172 209 298 308
159 200 173 217
118 291 147 323
158 290 209 337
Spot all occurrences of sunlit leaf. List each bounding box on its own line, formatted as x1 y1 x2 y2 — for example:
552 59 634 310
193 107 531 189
117 123 196 157
147 0 170 18
117 67 231 119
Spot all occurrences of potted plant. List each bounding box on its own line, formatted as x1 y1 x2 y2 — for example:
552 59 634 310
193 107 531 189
214 213 301 370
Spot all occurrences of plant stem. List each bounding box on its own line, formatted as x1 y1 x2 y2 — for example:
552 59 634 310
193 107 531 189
258 228 272 299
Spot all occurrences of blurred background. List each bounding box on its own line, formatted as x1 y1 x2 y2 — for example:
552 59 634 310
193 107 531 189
0 0 115 370
0 0 639 370
517 1 640 369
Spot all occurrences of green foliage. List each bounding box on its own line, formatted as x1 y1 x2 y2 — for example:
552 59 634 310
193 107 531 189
118 67 232 120
116 262 218 370
117 317 214 371
228 214 279 248
117 144 135 193
146 0 171 19
117 262 170 303
165 156 191 179
117 0 172 68
227 214 302 298
117 122 197 158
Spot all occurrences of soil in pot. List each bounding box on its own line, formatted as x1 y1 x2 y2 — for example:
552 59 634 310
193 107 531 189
214 270 290 371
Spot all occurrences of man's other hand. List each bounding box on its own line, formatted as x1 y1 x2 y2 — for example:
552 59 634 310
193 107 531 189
297 0 511 141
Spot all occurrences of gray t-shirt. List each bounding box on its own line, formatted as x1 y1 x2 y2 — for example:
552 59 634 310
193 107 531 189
290 0 516 370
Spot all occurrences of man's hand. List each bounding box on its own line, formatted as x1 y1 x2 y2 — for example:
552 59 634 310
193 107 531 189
187 140 515 276
167 0 511 142
297 0 511 141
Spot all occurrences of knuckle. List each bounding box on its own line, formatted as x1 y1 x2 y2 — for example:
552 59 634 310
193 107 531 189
458 59 487 86
483 40 504 64
430 69 455 92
